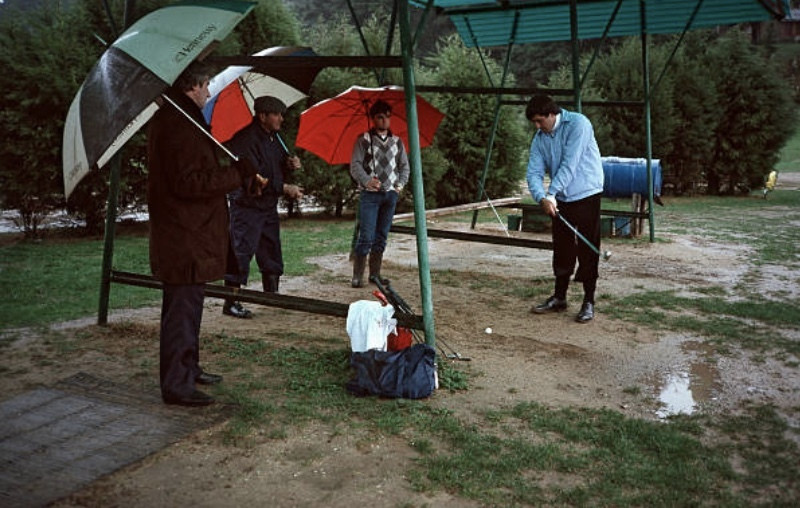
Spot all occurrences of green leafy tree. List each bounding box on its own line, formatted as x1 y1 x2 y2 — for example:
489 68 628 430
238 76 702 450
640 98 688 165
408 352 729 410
704 28 795 194
235 0 302 53
663 31 721 195
0 1 97 236
585 37 679 160
419 34 527 208
0 0 177 236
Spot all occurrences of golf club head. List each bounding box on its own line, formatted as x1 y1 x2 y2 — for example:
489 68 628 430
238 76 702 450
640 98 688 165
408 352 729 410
601 250 612 261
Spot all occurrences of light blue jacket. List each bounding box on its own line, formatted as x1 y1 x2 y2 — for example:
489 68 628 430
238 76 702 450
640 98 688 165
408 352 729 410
526 109 604 203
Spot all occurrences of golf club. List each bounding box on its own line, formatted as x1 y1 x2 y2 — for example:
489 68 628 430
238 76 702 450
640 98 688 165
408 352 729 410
371 278 471 361
556 212 612 261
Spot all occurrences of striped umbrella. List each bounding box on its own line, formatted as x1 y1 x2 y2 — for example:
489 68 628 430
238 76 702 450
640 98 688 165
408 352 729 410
202 46 320 143
62 0 255 198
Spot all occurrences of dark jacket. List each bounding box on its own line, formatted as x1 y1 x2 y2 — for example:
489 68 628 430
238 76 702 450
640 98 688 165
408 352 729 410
226 119 286 211
147 90 242 284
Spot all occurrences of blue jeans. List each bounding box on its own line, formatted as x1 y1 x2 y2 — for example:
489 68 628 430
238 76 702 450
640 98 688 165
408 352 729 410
355 190 398 257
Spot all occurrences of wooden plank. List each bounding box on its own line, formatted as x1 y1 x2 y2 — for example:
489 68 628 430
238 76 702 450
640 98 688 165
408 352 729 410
497 202 649 219
390 225 553 250
393 197 521 222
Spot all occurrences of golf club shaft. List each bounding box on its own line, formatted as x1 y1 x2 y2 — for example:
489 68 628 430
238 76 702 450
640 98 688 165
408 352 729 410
556 212 602 257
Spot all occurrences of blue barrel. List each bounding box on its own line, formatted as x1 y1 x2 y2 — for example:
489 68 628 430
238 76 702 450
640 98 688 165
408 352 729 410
601 157 662 198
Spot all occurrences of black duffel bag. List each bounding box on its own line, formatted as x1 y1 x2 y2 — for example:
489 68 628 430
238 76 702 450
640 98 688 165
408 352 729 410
346 343 436 399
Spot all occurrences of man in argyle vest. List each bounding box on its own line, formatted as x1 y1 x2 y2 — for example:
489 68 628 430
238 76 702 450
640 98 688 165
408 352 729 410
349 100 410 288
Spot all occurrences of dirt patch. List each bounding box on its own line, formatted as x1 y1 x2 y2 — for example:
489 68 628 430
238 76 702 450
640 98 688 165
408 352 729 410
2 193 799 506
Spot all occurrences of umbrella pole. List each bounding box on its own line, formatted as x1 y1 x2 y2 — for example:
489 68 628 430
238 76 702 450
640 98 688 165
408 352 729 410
275 132 290 155
160 94 240 161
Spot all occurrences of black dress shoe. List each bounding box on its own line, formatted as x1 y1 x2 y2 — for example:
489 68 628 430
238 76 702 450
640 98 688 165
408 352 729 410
196 371 223 385
223 301 253 319
163 389 215 407
531 296 567 314
576 302 594 323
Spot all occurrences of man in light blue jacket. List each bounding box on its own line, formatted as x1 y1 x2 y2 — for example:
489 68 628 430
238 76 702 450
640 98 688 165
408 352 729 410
526 95 604 323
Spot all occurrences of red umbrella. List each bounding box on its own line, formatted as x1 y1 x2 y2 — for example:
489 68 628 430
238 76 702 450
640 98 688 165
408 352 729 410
295 85 444 165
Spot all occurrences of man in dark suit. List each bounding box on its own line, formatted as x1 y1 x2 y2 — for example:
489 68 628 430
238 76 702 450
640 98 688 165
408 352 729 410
147 61 257 406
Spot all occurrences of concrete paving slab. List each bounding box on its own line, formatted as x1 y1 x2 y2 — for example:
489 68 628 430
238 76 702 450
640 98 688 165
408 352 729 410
0 372 227 508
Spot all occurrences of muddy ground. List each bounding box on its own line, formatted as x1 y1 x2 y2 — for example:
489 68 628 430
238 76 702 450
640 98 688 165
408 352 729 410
2 174 799 507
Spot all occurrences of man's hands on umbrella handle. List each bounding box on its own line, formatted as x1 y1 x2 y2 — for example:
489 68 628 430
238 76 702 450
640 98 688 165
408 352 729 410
541 194 558 217
286 155 302 172
284 184 304 200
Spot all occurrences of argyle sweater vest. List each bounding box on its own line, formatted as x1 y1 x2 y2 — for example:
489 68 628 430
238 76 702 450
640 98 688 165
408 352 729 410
360 131 402 191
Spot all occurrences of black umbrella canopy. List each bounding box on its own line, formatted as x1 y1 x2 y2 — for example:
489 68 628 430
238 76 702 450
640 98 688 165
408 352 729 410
62 0 256 198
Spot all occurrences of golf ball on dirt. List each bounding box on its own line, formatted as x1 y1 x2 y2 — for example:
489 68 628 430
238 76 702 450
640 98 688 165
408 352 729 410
485 327 493 334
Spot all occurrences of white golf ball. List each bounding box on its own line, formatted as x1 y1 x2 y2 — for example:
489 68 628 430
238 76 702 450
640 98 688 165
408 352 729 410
485 327 493 334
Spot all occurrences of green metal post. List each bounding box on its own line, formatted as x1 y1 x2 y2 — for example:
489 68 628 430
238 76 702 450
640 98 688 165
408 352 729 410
412 0 436 49
98 156 121 325
345 0 382 84
570 0 582 111
398 0 436 345
98 0 134 324
470 12 517 229
651 0 704 96
640 0 655 242
580 0 623 91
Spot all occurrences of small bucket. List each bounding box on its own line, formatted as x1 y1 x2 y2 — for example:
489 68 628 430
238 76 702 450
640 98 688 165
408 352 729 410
614 217 631 237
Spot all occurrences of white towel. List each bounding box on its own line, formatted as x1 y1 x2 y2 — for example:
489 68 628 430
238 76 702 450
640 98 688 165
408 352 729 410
346 300 397 353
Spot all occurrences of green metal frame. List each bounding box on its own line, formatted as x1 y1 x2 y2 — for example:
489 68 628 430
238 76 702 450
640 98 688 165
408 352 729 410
96 0 782 339
469 11 519 229
398 0 437 344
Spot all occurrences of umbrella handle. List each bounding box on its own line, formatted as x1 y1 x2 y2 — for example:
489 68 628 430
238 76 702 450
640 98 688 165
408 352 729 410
160 93 239 162
275 132 291 155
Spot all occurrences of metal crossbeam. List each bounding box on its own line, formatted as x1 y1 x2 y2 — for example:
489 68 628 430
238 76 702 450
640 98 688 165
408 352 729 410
206 55 403 69
109 270 424 330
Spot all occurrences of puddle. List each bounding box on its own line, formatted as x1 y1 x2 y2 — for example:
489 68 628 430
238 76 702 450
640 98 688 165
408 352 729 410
656 372 695 418
655 342 721 419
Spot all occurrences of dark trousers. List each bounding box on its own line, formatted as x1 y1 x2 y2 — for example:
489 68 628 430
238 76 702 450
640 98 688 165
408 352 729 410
160 283 204 399
355 190 398 257
552 193 601 296
225 204 283 286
